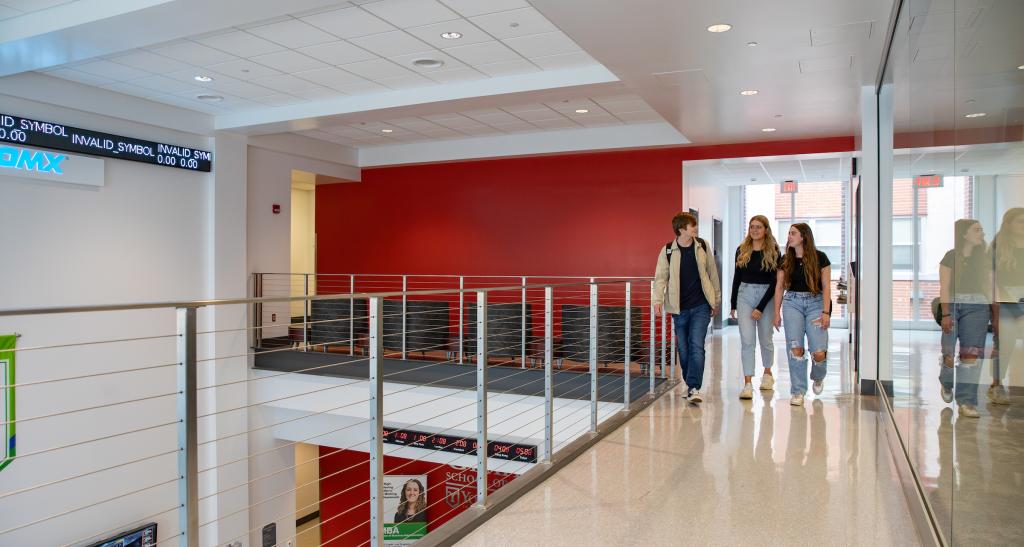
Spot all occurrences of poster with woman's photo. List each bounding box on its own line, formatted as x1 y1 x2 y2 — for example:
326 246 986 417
383 475 428 546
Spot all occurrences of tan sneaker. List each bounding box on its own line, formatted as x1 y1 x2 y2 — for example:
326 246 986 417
988 385 1011 405
760 374 775 391
791 394 805 406
739 383 754 399
959 404 980 418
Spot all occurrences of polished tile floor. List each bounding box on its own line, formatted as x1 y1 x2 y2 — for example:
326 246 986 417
456 328 920 547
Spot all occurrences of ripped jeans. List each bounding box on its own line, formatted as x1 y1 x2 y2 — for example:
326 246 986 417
782 291 828 395
940 297 989 406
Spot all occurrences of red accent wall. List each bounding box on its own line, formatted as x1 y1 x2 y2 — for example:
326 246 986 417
316 137 854 278
318 446 516 546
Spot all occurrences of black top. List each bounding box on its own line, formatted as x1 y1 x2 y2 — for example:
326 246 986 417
941 248 989 295
394 510 427 523
677 242 707 310
787 250 831 293
730 248 778 312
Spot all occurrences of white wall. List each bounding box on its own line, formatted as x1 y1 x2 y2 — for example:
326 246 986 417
683 167 732 313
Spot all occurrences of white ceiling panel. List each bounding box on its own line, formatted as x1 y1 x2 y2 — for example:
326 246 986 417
530 118 578 129
362 0 460 28
443 40 520 65
390 51 467 73
148 41 237 66
251 50 330 73
378 73 436 89
405 19 494 48
575 114 621 127
490 120 536 132
208 58 283 80
469 7 558 39
290 85 343 100
426 66 486 82
475 59 539 77
127 74 204 94
339 58 415 79
438 0 530 18
194 31 286 58
101 81 161 98
106 51 191 74
593 96 651 114
206 79 279 99
615 110 664 123
3 0 72 11
294 66 365 87
253 93 305 107
332 80 391 94
530 51 595 70
72 59 152 81
300 6 397 38
0 6 22 20
252 74 324 93
299 41 378 65
503 31 580 58
462 108 520 124
164 68 234 88
245 19 337 49
349 30 434 57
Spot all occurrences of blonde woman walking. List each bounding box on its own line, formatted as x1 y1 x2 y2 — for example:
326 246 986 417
730 215 780 399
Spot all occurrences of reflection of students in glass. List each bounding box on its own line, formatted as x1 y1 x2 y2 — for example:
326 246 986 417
394 479 427 523
937 219 990 418
773 223 831 407
990 208 1024 406
730 215 780 399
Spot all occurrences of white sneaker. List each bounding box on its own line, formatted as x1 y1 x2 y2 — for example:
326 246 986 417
940 384 954 404
739 383 754 400
959 404 980 418
812 379 824 395
988 385 1011 405
688 388 703 403
760 374 775 391
790 394 804 406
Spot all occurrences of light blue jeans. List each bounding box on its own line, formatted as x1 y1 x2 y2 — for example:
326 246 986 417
736 283 775 377
939 297 988 406
782 291 828 395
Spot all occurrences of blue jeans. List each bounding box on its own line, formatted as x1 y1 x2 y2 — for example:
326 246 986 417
940 301 988 406
736 283 775 377
782 292 828 395
673 303 712 391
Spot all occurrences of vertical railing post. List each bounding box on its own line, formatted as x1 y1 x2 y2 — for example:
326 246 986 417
368 296 384 547
176 307 198 547
349 275 355 356
521 276 527 369
476 291 488 506
401 275 408 359
649 281 656 395
624 282 631 410
303 274 309 352
544 286 554 462
660 307 667 378
589 281 598 432
458 276 465 364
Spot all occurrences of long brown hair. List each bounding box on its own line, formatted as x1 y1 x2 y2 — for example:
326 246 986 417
994 208 1024 273
397 479 426 516
736 215 780 271
781 223 822 293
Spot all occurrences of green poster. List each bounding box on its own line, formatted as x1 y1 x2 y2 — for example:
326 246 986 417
0 334 14 473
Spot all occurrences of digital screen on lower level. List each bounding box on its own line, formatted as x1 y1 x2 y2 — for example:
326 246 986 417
383 427 538 463
0 113 211 172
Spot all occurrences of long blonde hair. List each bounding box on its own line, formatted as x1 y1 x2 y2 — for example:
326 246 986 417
994 208 1024 273
736 215 780 271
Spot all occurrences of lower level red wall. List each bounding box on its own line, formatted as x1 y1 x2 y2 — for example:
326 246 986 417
318 446 516 546
316 137 854 278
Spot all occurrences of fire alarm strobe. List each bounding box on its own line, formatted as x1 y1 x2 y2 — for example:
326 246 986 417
272 204 281 214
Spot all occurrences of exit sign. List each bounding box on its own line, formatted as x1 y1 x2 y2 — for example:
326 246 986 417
781 180 798 193
915 174 943 188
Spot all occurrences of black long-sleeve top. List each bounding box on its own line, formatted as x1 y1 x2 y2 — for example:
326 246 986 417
730 248 778 312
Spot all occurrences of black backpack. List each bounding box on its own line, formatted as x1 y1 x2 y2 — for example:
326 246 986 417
665 238 707 263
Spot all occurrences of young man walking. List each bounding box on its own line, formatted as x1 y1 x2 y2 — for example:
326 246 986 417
653 212 722 402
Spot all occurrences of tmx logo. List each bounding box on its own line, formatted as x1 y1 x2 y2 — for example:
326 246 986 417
0 145 66 174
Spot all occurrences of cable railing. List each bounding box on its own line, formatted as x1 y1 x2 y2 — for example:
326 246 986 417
0 274 680 547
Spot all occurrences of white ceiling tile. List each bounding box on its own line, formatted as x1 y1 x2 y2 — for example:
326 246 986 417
385 118 442 130
251 74 323 93
490 120 537 132
462 108 520 125
389 51 467 73
325 126 373 137
290 85 343 100
504 31 580 58
294 67 365 87
208 58 283 80
125 75 205 94
194 30 286 58
405 19 493 49
148 94 220 113
425 66 485 83
0 6 22 20
43 68 114 86
501 102 548 113
164 68 237 88
300 7 396 38
106 51 192 74
100 82 160 98
362 0 459 28
332 80 391 94
545 98 600 114
475 58 539 77
172 91 261 111
504 107 562 122
236 15 292 29
206 80 279 99
592 96 650 113
530 51 596 70
72 60 153 81
613 110 663 124
4 0 67 11
438 0 529 17
298 41 378 65
417 127 463 138
469 7 557 39
149 41 237 66
253 93 306 107
378 73 436 89
443 40 520 65
531 118 578 129
460 126 502 135
246 19 338 49
349 30 434 57
251 50 330 73
576 114 622 127
338 58 414 79
351 135 391 144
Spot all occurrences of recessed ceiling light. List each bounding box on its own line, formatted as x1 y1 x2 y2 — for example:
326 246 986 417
707 23 732 33
740 89 758 96
762 127 776 132
413 58 444 68
964 112 986 118
1018 64 1024 70
747 41 758 47
381 129 393 133
575 109 589 114
196 94 223 102
194 75 213 82
441 31 462 39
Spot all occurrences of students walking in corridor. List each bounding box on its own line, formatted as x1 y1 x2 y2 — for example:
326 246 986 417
653 212 722 403
773 223 832 406
730 215 780 399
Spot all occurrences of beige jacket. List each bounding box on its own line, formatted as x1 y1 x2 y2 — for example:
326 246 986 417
653 239 722 314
